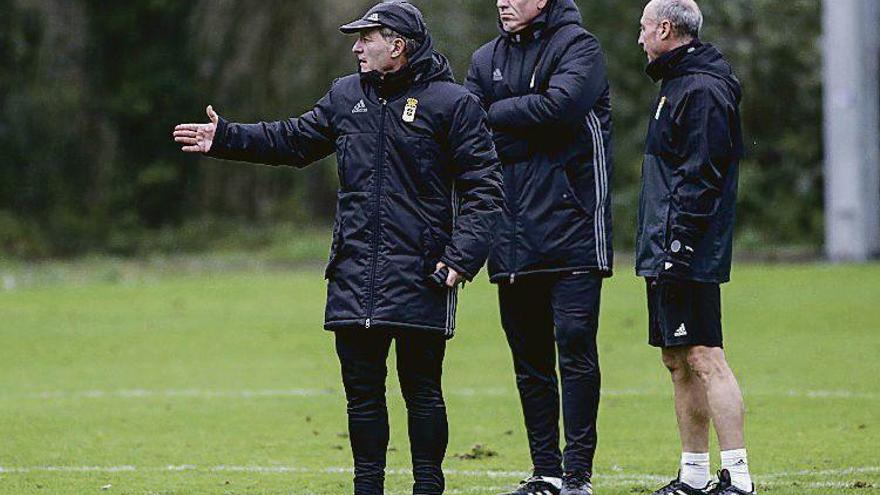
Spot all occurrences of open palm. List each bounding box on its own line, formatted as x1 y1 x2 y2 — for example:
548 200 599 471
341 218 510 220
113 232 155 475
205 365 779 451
173 106 219 153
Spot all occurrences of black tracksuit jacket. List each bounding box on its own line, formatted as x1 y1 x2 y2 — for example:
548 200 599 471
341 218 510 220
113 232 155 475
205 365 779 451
636 40 744 284
465 0 614 284
207 36 503 336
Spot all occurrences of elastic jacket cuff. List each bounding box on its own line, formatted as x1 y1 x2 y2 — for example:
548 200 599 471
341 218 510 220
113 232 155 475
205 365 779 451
439 256 475 282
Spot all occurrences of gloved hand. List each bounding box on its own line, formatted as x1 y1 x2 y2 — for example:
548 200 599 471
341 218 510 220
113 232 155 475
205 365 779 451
658 236 696 283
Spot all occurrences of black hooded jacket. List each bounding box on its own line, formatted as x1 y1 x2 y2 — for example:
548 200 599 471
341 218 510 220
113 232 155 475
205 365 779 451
465 0 613 284
636 41 744 283
206 35 503 336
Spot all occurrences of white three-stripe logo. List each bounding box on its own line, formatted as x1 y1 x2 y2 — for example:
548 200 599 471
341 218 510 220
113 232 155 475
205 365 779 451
586 111 609 271
445 186 460 337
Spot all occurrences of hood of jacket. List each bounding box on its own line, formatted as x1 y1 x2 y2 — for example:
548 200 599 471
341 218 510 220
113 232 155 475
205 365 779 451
646 40 742 102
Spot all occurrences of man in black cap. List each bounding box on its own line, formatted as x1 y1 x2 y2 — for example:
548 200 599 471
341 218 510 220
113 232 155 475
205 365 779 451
173 2 503 494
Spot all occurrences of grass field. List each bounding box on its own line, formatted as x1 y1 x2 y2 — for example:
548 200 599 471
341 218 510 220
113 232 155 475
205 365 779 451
0 261 878 494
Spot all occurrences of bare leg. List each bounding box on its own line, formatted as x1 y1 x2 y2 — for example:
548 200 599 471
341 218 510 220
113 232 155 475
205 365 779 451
662 347 710 453
685 346 746 450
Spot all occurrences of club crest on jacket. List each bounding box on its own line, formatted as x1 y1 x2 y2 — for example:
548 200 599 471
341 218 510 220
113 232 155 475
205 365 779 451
403 98 419 122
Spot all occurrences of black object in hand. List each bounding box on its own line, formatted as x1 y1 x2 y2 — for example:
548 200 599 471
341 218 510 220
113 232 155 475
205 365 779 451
428 267 450 288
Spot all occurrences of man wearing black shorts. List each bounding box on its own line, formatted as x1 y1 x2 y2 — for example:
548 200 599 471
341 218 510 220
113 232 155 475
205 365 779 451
636 1 755 494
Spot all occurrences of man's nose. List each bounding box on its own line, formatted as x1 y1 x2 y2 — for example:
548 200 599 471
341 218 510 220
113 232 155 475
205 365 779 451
497 0 508 10
352 40 362 53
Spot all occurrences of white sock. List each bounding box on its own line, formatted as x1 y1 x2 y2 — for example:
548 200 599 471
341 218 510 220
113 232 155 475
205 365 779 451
721 449 753 492
680 452 711 488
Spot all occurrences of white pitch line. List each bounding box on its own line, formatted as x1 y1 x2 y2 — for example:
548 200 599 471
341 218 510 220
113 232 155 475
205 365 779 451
785 390 880 400
23 389 337 400
0 465 876 491
0 465 877 483
7 388 879 401
761 466 880 478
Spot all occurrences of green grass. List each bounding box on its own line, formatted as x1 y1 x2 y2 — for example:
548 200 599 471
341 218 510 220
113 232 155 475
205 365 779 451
0 262 878 494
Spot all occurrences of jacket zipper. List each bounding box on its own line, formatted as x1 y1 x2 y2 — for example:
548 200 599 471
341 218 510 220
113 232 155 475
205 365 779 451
662 191 673 275
365 98 388 329
504 45 528 285
509 163 518 285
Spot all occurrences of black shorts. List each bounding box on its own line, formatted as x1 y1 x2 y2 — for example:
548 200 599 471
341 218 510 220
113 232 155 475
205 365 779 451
646 278 723 348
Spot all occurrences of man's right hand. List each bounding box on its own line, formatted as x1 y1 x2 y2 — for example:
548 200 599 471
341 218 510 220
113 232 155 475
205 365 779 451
173 105 219 153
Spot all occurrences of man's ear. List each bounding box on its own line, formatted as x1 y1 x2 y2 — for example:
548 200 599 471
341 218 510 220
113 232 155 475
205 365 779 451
537 0 549 10
391 38 406 59
659 19 673 41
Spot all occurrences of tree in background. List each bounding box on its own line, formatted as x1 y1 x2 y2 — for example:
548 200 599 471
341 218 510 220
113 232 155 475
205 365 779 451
0 0 823 258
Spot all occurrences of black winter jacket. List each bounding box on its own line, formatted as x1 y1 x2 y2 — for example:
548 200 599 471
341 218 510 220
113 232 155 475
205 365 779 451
207 36 503 336
636 41 743 284
465 0 613 284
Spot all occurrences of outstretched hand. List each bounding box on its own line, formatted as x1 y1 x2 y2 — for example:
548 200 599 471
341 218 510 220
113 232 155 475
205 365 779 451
173 106 219 153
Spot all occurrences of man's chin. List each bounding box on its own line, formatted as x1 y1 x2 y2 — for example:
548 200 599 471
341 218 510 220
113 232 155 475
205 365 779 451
501 20 521 33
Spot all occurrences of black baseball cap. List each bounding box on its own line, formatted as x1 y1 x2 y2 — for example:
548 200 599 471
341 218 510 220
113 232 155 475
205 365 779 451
339 1 427 42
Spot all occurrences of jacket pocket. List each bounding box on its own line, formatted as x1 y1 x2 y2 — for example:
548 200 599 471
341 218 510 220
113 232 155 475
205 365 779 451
635 181 647 256
325 213 343 280
334 136 349 191
421 225 444 277
558 163 592 217
325 190 369 280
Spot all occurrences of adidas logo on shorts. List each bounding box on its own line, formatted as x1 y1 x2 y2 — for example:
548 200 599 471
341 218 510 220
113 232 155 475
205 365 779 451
674 323 688 337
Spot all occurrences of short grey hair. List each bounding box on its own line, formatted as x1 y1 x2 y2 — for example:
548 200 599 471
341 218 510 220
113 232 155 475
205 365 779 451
379 27 420 57
649 0 703 38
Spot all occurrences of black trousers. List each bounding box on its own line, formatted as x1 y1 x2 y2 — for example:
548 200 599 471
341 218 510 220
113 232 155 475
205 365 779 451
498 272 603 477
335 328 448 495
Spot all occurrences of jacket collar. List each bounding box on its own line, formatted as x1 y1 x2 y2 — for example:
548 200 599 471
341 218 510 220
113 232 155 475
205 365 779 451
360 63 418 100
499 9 549 43
645 39 702 82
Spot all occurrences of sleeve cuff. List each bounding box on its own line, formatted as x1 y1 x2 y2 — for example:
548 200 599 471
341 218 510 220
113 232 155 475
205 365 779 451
205 117 229 158
440 256 475 282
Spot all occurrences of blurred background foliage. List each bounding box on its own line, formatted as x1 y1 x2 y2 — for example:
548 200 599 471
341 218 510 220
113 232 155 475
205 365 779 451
0 0 822 259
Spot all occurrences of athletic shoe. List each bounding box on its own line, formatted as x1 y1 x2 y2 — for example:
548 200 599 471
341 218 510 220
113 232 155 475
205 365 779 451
498 476 561 495
561 471 593 495
709 469 756 494
651 472 710 495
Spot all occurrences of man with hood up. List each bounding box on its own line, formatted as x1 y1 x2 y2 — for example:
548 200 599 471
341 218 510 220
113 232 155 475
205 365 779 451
173 2 503 494
637 1 755 494
465 0 613 494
